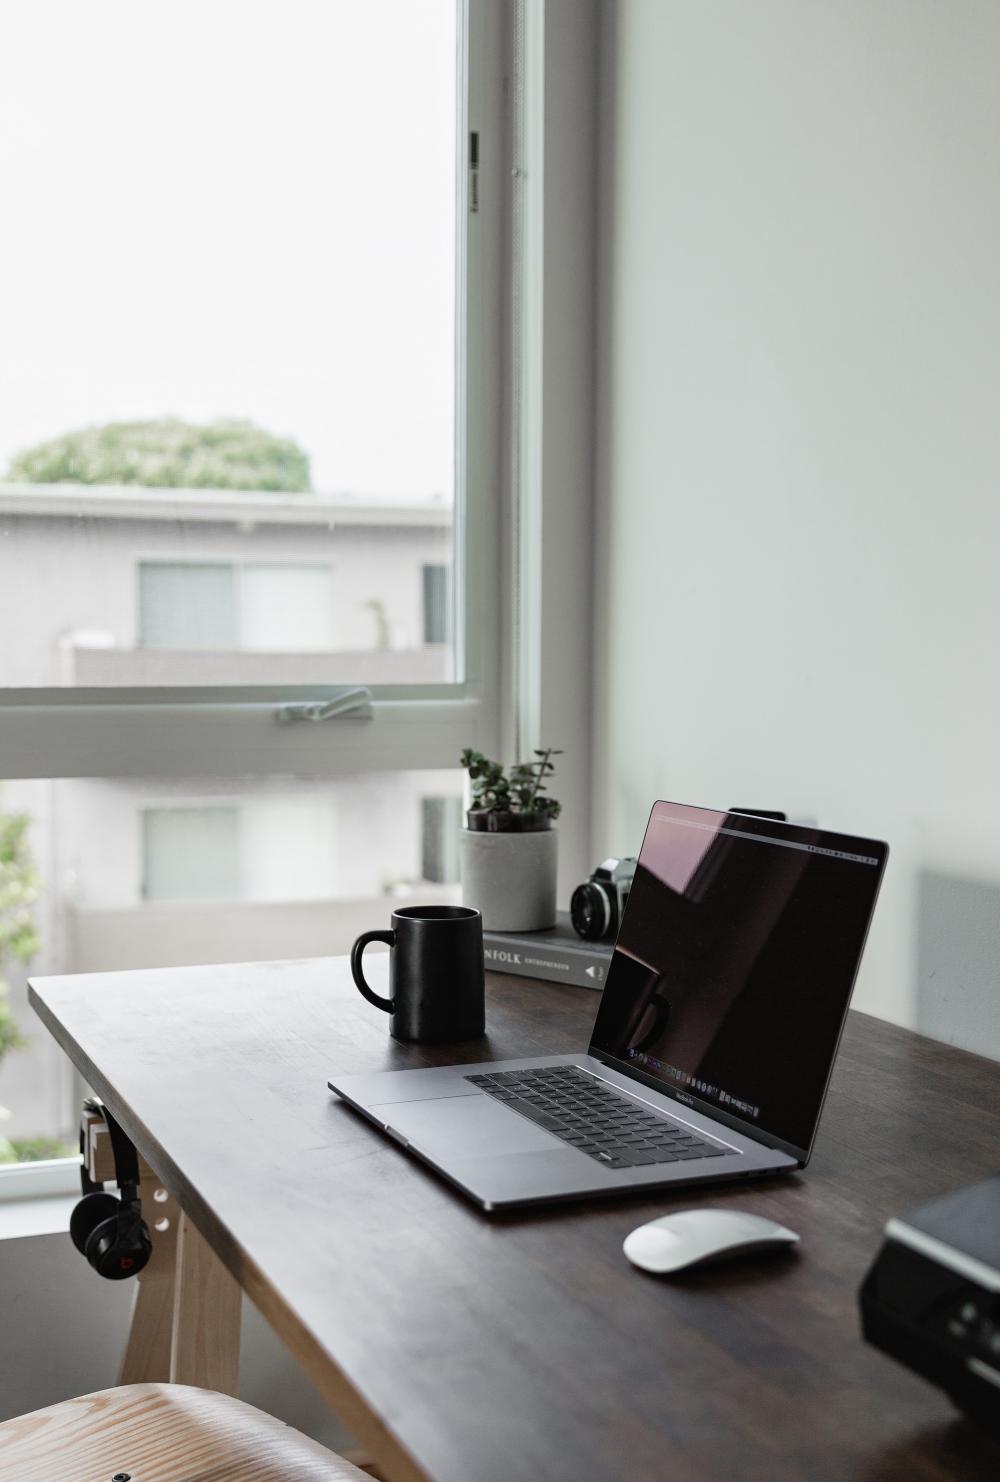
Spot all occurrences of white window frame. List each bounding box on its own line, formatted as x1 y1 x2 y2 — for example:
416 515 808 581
0 0 506 784
0 1157 81 1203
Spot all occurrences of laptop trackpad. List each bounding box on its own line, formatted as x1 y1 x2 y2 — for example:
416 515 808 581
370 1095 556 1158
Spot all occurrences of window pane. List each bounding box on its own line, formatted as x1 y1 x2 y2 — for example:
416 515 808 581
239 564 336 652
422 563 452 646
139 563 238 651
421 795 463 883
143 807 242 900
0 769 462 1165
0 1 459 687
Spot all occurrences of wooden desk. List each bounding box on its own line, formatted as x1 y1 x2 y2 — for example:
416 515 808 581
30 958 1000 1482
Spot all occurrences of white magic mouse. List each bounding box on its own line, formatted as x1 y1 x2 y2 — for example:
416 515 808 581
623 1208 800 1274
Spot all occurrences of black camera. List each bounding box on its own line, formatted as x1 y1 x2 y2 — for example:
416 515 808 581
570 857 636 941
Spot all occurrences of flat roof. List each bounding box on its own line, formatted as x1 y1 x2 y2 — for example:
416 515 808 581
0 482 453 528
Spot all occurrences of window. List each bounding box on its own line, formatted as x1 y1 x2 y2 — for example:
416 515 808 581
239 565 336 653
0 0 506 1184
421 795 463 883
143 794 345 901
143 807 242 900
138 561 336 653
422 563 452 646
139 566 238 652
0 0 504 723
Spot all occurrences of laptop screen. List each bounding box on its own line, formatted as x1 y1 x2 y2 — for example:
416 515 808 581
589 802 888 1157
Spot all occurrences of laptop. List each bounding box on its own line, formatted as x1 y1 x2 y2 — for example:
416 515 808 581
329 801 888 1211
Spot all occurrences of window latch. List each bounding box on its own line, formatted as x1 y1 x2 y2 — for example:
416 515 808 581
275 687 374 723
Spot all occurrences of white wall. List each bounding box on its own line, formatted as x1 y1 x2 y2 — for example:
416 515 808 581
593 0 1000 1054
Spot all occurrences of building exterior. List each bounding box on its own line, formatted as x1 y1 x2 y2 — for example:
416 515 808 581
0 482 455 685
0 484 463 1152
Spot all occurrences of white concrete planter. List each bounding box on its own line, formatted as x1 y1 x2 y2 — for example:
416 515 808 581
459 827 558 932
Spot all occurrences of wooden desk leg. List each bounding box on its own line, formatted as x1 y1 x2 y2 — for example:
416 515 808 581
169 1210 242 1396
84 1116 240 1395
118 1157 179 1386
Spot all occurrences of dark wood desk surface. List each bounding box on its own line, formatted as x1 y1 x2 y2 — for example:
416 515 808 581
30 958 1000 1482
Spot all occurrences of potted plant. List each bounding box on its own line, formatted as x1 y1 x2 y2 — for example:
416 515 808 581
458 748 562 931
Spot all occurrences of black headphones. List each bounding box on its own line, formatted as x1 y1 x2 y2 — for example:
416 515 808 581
71 1099 152 1281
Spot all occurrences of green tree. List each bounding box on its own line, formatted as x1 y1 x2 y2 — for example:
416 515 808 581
0 793 43 1162
7 417 311 493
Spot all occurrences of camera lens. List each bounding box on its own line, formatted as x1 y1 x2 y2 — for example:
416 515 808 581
570 882 612 941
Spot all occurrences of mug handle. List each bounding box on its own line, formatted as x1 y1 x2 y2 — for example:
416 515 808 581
350 929 396 1012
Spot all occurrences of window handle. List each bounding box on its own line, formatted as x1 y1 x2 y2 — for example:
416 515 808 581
275 687 373 723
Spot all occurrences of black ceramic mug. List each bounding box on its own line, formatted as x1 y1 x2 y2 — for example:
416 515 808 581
350 904 485 1043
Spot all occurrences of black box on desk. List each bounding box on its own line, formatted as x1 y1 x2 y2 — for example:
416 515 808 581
482 912 614 990
860 1174 1000 1437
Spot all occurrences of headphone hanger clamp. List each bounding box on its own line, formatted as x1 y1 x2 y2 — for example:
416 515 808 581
71 1098 151 1282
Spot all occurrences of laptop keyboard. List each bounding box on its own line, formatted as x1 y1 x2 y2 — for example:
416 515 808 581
465 1065 730 1171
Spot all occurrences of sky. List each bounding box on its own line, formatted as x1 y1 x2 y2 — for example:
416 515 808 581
0 1 457 499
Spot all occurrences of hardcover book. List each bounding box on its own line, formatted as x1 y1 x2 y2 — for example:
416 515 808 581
483 912 614 990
